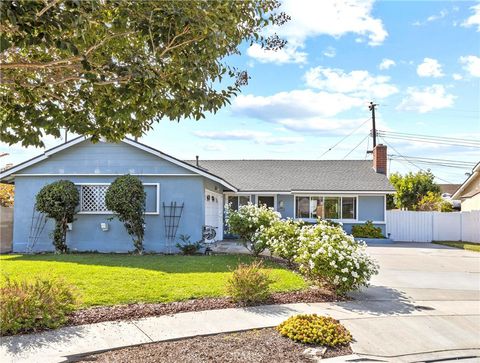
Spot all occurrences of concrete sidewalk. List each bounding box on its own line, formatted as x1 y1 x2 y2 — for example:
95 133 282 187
1 299 479 362
1 243 479 362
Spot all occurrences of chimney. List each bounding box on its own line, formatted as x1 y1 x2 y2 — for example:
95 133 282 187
196 155 199 167
373 144 387 174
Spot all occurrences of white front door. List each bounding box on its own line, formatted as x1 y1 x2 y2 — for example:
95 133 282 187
204 190 223 241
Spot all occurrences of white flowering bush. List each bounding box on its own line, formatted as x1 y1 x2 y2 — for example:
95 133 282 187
225 203 281 256
261 219 305 264
295 221 379 295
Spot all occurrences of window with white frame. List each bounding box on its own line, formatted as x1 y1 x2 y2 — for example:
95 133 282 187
78 183 159 214
295 196 356 220
225 195 250 211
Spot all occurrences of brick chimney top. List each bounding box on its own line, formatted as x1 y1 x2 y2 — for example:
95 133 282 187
373 144 387 174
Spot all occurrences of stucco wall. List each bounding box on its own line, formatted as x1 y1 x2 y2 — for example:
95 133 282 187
461 193 480 212
13 175 205 253
12 141 207 253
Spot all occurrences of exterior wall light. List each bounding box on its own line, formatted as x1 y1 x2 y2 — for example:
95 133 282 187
100 222 109 232
278 200 285 211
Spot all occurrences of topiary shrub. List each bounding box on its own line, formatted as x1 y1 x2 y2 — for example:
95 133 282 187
225 203 280 256
261 219 305 264
351 220 384 239
295 221 379 295
277 314 352 347
226 260 273 304
35 180 79 253
0 277 77 336
105 175 146 254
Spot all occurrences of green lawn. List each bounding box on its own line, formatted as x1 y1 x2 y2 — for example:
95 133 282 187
433 241 480 252
0 254 307 308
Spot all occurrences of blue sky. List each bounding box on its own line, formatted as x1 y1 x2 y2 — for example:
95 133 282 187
2 0 479 183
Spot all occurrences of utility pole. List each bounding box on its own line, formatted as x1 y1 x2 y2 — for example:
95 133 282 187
369 101 377 148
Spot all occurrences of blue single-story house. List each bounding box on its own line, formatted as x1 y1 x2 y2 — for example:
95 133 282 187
0 137 394 253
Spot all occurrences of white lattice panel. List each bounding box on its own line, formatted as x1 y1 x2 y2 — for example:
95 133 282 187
80 185 109 212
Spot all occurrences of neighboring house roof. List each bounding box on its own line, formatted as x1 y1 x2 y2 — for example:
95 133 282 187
185 159 395 193
0 137 238 191
452 162 480 200
438 184 462 196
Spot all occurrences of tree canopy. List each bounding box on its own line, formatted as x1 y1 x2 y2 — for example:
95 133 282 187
0 0 288 147
389 170 441 210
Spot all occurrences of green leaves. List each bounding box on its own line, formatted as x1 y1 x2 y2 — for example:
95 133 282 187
35 180 79 253
0 0 287 147
105 175 146 254
389 171 441 210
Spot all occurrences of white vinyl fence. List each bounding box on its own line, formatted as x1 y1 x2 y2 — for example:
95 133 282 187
386 210 480 243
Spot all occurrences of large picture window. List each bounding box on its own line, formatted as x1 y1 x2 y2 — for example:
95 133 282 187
295 196 357 220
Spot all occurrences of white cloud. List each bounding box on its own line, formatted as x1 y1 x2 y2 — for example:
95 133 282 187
201 143 226 152
462 3 480 31
416 58 444 78
304 66 398 99
413 9 448 26
193 130 304 145
276 117 369 135
379 58 396 70
397 85 455 113
246 43 307 65
247 0 387 63
459 55 480 77
452 73 463 80
233 89 365 120
323 46 336 58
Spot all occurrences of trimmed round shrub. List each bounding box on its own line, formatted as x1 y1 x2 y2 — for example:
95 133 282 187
35 180 79 253
261 219 305 264
105 175 146 254
0 277 77 336
225 203 280 256
351 220 384 239
295 221 379 295
226 260 273 304
277 314 352 347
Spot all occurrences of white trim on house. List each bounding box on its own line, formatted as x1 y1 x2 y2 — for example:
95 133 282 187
255 194 278 211
13 173 200 177
292 190 393 194
122 139 238 192
293 194 365 223
0 137 238 192
452 162 480 200
75 182 160 215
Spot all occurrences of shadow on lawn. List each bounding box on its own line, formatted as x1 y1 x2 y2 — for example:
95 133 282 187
1 253 289 274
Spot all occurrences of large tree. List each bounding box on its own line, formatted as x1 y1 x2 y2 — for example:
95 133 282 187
389 170 441 210
0 0 288 147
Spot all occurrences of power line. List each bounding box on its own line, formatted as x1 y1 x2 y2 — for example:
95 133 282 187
379 137 455 184
318 118 370 159
343 134 370 159
387 154 476 168
377 130 480 148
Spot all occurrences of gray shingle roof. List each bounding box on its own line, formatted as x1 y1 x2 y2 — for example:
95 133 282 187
184 160 394 192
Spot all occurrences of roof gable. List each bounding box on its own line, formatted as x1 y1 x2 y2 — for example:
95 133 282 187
0 137 237 191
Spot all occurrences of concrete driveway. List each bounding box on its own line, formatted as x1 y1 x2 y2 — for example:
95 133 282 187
345 242 480 362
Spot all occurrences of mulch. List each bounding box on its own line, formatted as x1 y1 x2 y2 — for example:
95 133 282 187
75 328 352 363
69 288 341 326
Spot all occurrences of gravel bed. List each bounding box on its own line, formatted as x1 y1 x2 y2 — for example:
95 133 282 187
76 328 352 363
69 288 340 326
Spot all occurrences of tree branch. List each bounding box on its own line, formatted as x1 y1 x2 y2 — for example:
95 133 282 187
36 0 63 18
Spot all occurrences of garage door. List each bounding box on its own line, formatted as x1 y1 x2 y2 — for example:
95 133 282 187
204 190 223 241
